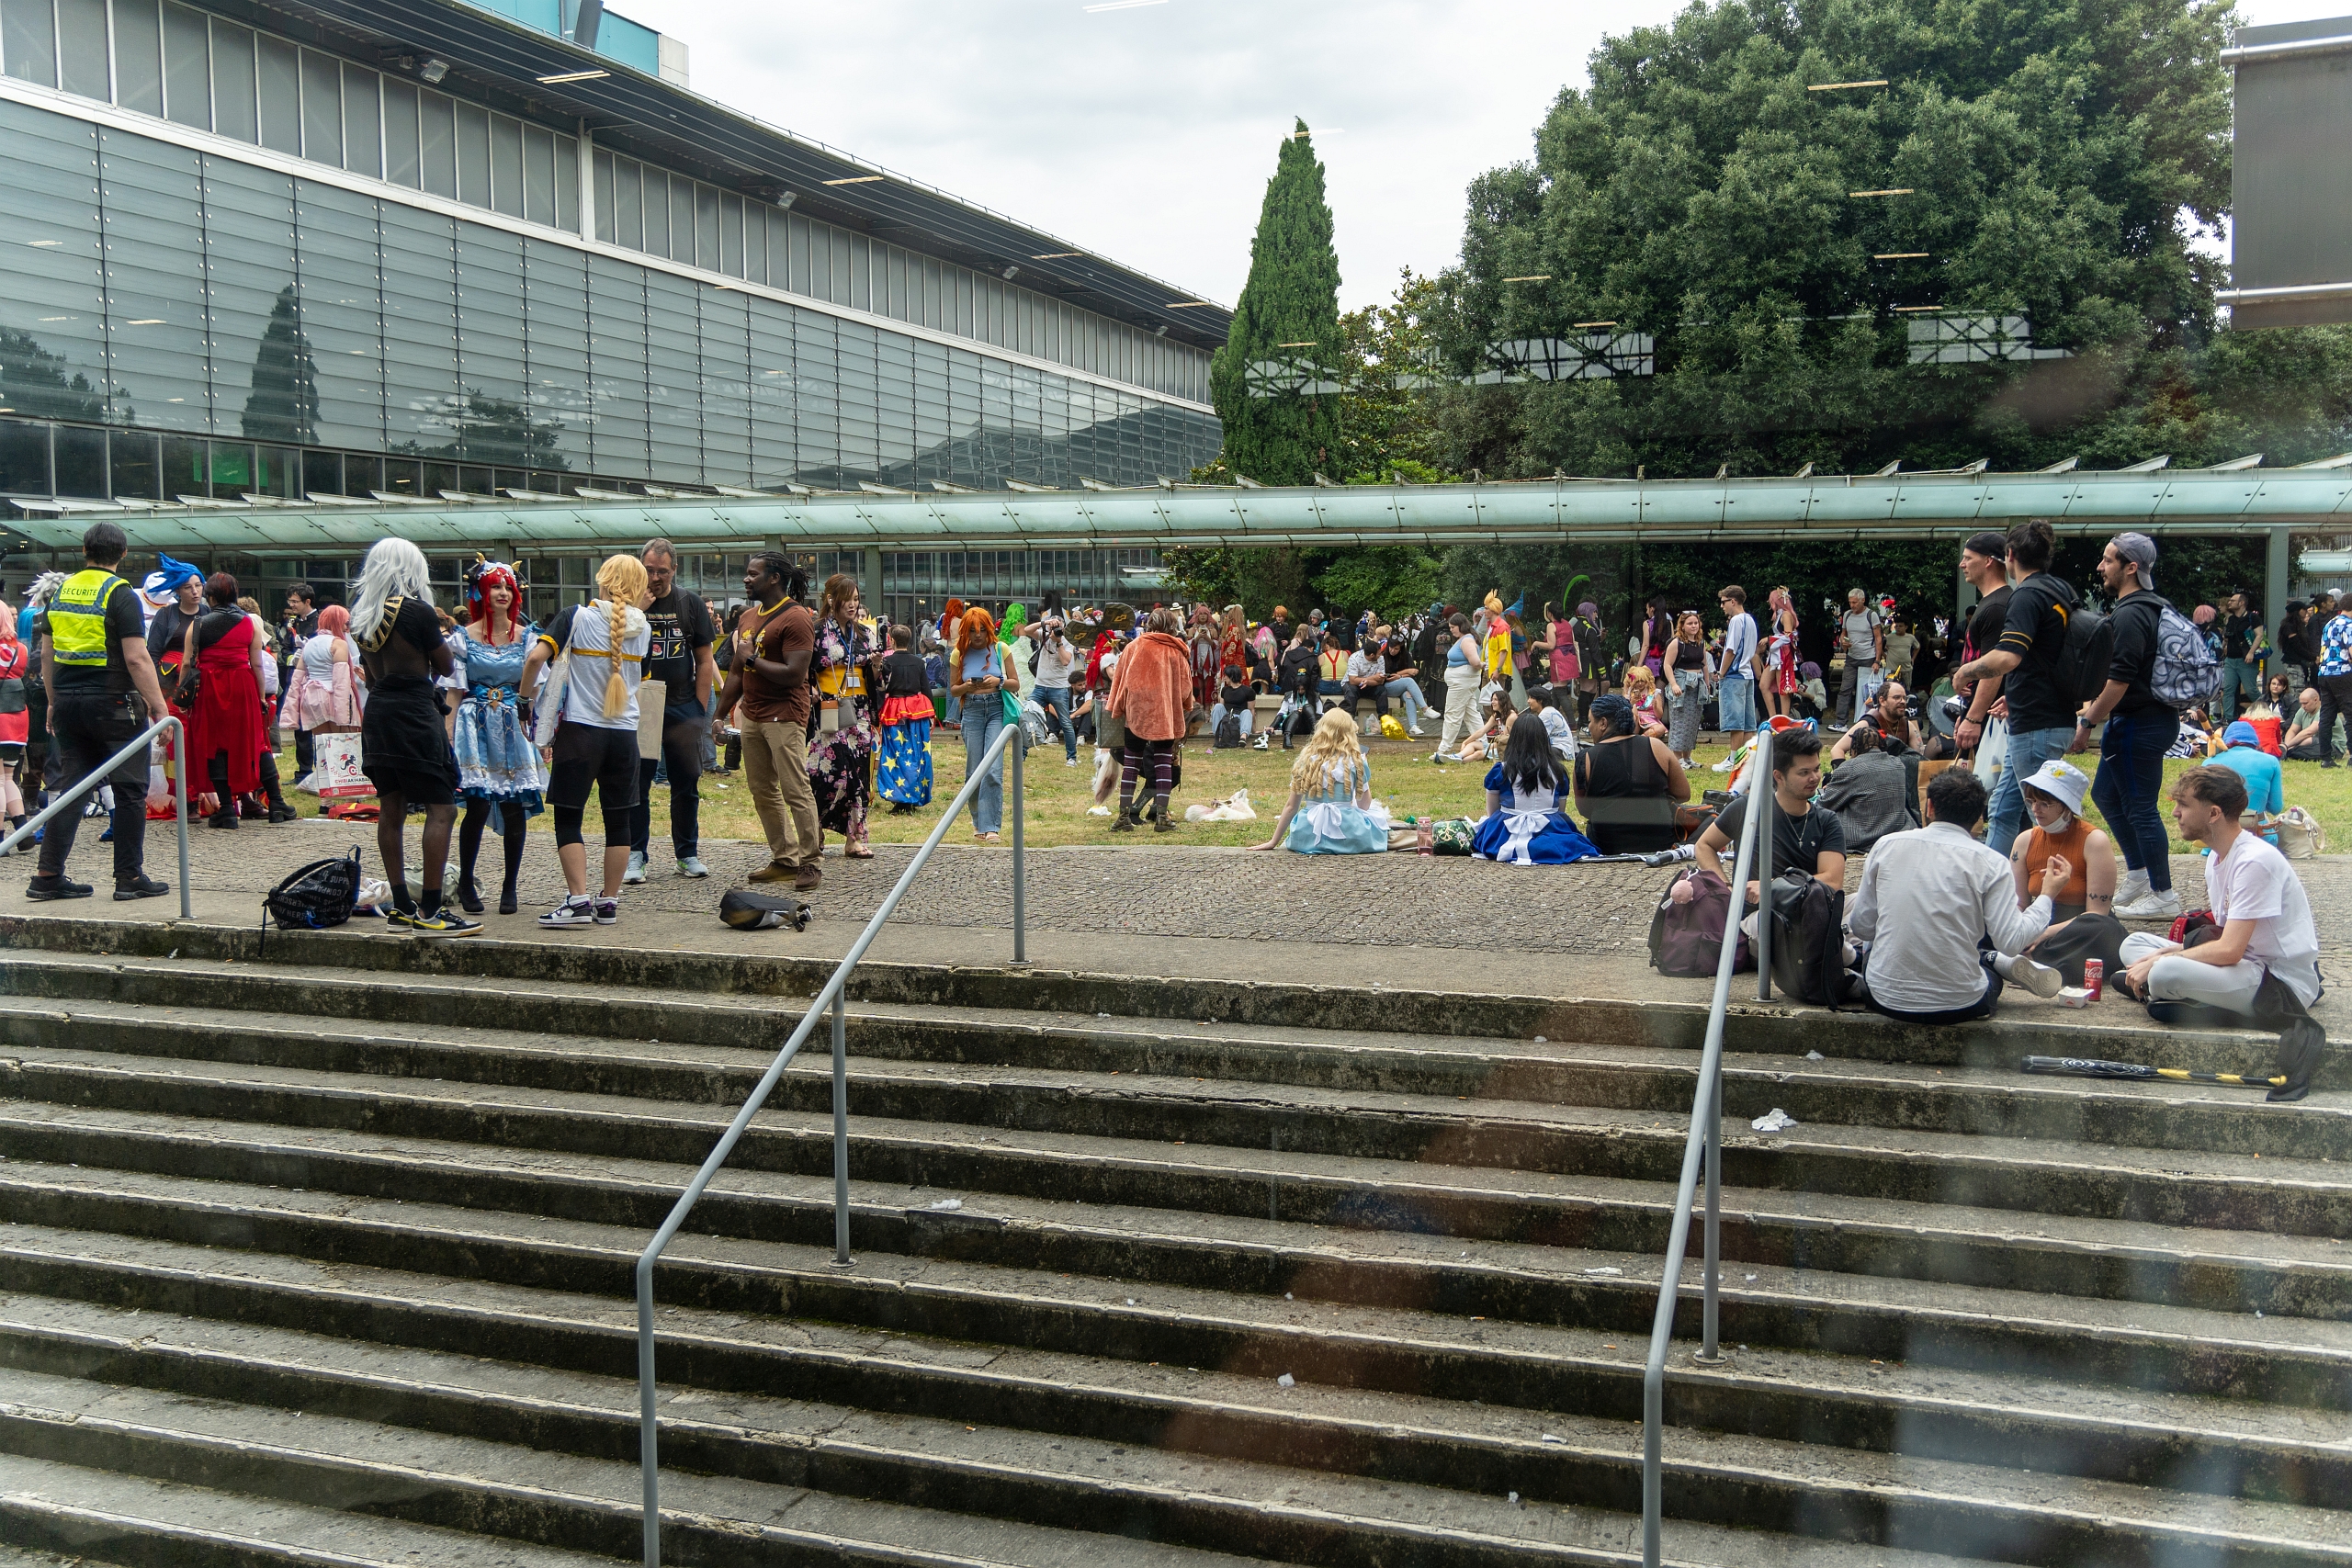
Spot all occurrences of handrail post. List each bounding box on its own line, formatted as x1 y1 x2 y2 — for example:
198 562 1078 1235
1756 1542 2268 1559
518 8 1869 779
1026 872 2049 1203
831 988 851 1267
1010 722 1026 964
636 721 1017 1568
173 717 189 920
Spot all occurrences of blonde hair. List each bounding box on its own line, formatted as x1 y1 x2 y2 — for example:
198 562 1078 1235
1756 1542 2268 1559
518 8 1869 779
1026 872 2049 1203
1623 664 1657 701
594 553 649 719
1291 707 1366 795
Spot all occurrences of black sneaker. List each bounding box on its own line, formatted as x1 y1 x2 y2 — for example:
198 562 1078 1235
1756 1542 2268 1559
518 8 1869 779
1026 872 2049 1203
27 876 93 901
402 907 483 937
113 874 171 901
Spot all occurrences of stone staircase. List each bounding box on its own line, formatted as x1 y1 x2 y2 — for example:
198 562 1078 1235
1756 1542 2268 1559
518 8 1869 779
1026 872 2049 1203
0 914 2345 1567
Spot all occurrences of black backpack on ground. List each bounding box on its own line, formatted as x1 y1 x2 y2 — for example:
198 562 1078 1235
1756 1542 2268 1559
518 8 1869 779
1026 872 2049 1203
260 848 362 953
720 887 810 931
1766 874 1860 1008
1213 709 1244 749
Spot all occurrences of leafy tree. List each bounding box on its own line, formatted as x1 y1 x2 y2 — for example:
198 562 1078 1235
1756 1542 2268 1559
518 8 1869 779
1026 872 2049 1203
1333 272 1453 482
242 285 321 446
1209 119 1343 485
1422 0 2352 479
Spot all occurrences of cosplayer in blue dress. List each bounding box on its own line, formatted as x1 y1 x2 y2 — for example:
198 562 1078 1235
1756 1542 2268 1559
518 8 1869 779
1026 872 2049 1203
447 558 544 916
1474 714 1600 864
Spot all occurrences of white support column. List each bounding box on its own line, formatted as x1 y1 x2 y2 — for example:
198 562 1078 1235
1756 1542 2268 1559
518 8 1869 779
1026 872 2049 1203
578 122 596 241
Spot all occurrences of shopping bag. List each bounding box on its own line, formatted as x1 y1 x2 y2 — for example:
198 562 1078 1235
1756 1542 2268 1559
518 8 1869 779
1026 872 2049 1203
313 731 373 798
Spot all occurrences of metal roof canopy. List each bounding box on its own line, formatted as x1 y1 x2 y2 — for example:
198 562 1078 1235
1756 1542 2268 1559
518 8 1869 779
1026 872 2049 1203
13 467 2349 558
232 0 1233 350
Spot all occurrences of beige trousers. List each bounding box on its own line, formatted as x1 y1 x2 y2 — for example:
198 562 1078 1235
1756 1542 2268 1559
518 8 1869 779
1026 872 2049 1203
741 716 820 870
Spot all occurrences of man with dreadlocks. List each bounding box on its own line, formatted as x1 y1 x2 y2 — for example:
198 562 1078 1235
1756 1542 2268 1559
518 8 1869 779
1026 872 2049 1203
349 537 479 935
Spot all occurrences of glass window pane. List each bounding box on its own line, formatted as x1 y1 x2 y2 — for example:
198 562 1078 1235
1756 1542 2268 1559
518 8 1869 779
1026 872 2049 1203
0 100 107 424
114 0 161 113
256 33 298 154
831 228 850 306
718 192 742 278
524 238 589 472
454 102 488 208
793 309 839 485
593 149 616 243
694 182 718 272
296 180 383 450
54 424 107 496
639 164 668 258
200 158 298 443
380 204 457 451
2 0 55 87
554 133 577 233
97 127 208 430
342 64 379 177
700 286 749 485
209 17 255 141
418 88 454 197
299 48 339 165
382 79 419 186
646 270 700 480
110 429 160 500
488 113 522 218
613 155 641 251
0 420 51 494
56 0 106 98
668 175 692 267
788 212 811 294
849 235 869 312
162 1 207 127
454 224 526 461
748 294 792 486
522 125 553 226
587 254 647 477
158 433 204 497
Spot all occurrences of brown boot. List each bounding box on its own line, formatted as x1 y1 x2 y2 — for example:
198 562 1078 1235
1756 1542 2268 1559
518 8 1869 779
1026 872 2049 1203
748 862 796 884
794 863 823 892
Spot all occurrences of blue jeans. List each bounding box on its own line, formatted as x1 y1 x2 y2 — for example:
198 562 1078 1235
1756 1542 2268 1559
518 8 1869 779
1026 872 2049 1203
2222 657 2261 721
1035 685 1076 761
2092 710 2180 893
960 706 1006 835
1987 725 2076 857
1717 675 1757 736
1382 676 1430 728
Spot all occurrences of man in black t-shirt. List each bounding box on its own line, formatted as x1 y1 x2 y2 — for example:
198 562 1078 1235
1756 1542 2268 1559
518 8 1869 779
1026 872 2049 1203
2218 591 2264 722
2072 532 2184 920
29 522 175 902
1952 519 2079 858
1951 531 2013 763
629 539 718 882
1694 728 1846 911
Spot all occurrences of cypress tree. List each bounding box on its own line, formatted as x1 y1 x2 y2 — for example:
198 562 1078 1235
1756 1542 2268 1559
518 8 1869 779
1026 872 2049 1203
1209 118 1341 485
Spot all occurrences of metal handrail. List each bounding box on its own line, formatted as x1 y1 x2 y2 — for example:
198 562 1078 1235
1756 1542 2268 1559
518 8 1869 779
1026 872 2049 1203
636 714 1027 1566
1641 723 1772 1567
0 714 188 919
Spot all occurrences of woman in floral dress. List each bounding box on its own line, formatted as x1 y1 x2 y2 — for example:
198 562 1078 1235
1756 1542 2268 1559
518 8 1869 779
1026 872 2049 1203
808 573 882 859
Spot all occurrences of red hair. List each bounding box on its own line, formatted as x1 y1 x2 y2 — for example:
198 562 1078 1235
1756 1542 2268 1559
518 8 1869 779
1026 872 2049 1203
955 606 998 658
468 563 523 637
316 604 350 637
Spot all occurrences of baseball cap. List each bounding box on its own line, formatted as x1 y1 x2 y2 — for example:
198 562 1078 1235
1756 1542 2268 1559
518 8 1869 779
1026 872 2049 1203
1963 531 2007 559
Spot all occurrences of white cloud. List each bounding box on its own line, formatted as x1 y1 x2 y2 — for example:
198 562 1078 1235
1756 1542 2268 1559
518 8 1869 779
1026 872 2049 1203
613 0 1685 310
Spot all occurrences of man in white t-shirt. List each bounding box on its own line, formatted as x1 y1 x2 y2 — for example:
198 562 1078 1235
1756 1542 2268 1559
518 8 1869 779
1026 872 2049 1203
1835 588 1884 726
1715 584 1759 736
2120 762 2322 1026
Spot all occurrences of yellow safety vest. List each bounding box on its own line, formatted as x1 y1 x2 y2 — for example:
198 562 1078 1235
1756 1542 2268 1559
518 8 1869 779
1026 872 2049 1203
46 568 128 667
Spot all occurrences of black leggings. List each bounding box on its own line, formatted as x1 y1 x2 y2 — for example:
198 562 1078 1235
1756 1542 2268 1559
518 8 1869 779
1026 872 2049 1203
458 798 529 890
1119 737 1174 811
551 800 629 849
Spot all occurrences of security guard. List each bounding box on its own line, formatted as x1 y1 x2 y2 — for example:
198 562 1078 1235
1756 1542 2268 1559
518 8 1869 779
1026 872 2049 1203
30 521 174 900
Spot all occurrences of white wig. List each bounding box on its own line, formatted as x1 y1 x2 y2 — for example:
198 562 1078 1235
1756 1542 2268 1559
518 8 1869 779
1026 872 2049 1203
347 537 433 644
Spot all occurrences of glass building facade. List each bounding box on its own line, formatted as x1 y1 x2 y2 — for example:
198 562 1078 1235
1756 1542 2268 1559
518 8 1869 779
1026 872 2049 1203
0 0 1221 616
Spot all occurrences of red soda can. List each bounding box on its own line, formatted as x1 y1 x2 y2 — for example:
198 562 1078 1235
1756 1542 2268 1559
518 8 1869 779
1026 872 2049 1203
2083 959 2103 1002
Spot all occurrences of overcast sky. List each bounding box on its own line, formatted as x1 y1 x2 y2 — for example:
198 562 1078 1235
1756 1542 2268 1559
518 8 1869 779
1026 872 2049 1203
620 0 2346 314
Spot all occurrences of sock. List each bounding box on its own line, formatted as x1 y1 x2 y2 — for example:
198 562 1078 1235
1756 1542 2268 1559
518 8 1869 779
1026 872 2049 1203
391 880 416 916
420 886 443 917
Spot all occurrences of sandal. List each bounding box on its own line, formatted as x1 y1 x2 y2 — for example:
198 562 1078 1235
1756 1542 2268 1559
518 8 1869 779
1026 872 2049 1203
845 841 875 860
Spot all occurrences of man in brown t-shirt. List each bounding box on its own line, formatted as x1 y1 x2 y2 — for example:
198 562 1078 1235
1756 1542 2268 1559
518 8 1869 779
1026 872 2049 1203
714 553 821 889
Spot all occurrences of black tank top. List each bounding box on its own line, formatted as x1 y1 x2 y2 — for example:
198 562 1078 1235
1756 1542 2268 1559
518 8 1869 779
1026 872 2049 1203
1576 735 1679 852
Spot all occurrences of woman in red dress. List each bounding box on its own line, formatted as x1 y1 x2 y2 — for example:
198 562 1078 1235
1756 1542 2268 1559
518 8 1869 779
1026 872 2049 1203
0 611 29 835
178 572 267 830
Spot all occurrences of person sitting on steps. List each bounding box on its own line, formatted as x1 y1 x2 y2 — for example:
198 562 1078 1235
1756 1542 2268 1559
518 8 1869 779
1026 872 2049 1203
2005 758 2126 987
1848 767 2066 1023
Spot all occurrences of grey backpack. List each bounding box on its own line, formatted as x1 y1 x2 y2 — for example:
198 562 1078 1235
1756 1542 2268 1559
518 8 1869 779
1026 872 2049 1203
2148 603 2220 710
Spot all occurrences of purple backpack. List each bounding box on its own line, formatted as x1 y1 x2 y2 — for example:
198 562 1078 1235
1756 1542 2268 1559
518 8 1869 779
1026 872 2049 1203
1648 867 1742 976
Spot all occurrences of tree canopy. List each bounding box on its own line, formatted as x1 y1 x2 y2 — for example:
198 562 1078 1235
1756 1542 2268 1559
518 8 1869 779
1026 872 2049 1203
1429 0 2352 479
1208 119 1343 485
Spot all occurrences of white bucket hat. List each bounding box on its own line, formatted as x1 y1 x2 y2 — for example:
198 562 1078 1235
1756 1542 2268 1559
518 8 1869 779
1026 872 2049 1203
2021 757 2091 816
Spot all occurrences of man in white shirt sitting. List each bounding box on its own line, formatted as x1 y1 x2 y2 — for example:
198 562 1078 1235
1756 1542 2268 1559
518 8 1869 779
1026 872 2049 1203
1341 641 1394 729
2119 764 2323 1024
1849 767 2067 1022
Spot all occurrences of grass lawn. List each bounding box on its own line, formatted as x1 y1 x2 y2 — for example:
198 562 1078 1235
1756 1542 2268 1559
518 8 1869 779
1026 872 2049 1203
285 728 2352 856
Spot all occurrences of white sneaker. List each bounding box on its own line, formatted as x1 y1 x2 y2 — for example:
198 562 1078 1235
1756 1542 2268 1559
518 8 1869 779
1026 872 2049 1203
622 851 647 885
677 855 709 878
2115 890 2184 921
538 896 597 929
2116 868 2151 907
1996 954 2064 998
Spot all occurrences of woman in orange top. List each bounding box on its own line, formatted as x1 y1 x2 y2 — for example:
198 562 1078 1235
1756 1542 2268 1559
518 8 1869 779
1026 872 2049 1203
2006 758 2122 986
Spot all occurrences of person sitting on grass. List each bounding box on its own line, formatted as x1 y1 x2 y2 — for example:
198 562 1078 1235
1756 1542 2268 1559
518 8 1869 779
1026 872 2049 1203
1621 663 1668 740
1525 684 1577 761
1250 707 1390 854
1575 693 1690 856
2282 686 2324 761
2209 720 2286 845
2115 764 2324 1101
1447 685 1516 764
1473 713 1600 865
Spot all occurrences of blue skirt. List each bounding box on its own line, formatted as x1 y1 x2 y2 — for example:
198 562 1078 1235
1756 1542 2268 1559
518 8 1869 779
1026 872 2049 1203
878 718 933 806
1472 807 1600 864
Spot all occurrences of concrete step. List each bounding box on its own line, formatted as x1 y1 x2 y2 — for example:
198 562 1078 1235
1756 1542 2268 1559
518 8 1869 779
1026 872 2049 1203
6 1224 2346 1517
1 927 2340 1089
0 1358 2035 1568
0 1450 625 1566
6 1055 2350 1325
2 959 2343 1166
